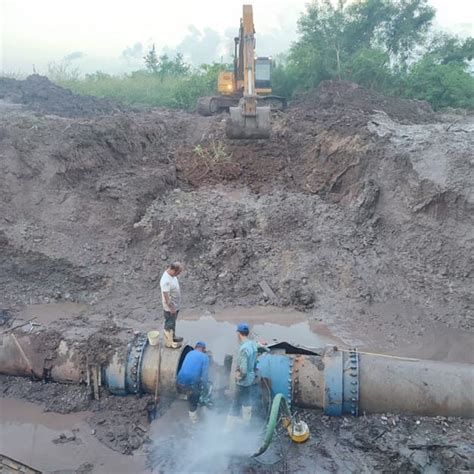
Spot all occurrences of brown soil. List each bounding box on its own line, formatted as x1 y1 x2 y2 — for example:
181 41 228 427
0 74 127 117
1 75 473 472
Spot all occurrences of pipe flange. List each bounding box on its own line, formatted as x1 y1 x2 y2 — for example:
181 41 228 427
324 347 360 416
343 348 359 416
323 348 344 416
125 333 148 394
288 356 294 407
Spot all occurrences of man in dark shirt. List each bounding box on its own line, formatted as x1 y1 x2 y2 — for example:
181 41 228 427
177 341 209 423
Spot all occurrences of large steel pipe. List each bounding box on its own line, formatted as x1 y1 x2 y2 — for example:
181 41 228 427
0 331 192 396
358 352 473 417
258 347 474 418
1 331 473 418
0 333 84 382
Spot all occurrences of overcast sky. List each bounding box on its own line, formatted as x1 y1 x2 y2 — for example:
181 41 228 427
1 0 473 75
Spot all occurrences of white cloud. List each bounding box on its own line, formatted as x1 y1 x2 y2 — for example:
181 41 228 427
1 0 472 74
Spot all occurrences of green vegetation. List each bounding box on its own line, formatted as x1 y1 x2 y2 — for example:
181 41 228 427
11 0 470 111
194 140 233 165
51 61 226 110
273 0 474 110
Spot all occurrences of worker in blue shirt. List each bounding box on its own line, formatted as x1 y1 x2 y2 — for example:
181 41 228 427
177 341 209 423
226 323 267 428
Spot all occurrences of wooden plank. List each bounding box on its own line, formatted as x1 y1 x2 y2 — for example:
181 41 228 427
259 280 279 304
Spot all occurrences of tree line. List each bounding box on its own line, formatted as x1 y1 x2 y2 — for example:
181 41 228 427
273 0 473 110
51 0 473 111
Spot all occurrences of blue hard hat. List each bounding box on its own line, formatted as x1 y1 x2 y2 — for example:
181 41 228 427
195 341 206 348
236 323 249 333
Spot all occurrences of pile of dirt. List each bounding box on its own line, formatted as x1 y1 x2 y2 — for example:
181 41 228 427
0 107 188 311
0 231 104 309
1 78 472 344
0 74 126 118
0 77 472 465
176 81 436 196
291 80 435 124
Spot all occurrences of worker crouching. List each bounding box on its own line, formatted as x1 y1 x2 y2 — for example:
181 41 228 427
177 341 210 424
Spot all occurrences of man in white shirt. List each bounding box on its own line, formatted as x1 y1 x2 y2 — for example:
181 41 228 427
160 262 184 348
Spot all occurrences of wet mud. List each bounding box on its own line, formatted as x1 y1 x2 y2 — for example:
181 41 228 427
1 76 473 472
0 398 148 473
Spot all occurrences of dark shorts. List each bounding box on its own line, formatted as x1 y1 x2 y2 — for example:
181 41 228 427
231 383 253 416
177 382 201 412
164 310 179 331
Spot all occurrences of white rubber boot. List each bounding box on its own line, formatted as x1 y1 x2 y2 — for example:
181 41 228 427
225 414 240 432
242 406 252 426
164 329 181 349
189 410 199 424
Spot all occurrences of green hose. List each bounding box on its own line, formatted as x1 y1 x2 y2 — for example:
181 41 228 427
252 393 292 457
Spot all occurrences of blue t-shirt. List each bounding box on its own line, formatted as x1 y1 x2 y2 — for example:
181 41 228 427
177 349 209 386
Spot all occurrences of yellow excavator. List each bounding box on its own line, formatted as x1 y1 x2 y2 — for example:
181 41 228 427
197 4 286 139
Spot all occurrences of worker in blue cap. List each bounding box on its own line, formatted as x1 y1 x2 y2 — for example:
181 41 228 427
226 323 260 428
177 341 209 424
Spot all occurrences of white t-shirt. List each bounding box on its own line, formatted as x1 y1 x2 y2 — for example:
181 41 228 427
160 271 181 312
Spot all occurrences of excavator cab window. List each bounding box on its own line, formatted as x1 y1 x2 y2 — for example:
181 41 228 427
255 57 271 89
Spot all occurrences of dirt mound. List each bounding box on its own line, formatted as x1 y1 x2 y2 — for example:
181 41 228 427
0 77 473 467
1 80 471 344
0 74 125 118
291 80 435 125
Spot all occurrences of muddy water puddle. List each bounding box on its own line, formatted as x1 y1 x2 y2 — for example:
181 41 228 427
176 307 344 364
17 302 88 325
0 398 148 473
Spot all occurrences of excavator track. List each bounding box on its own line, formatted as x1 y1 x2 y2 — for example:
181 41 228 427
196 97 218 116
257 95 287 111
196 96 238 116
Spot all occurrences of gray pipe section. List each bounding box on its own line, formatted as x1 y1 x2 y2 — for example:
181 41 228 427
0 334 84 382
288 348 474 418
358 352 474 417
1 332 473 418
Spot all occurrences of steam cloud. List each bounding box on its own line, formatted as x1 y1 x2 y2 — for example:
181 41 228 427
149 407 263 473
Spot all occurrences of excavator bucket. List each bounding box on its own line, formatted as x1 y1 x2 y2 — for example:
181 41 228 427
226 105 271 139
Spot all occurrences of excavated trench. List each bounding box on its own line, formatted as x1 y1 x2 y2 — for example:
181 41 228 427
1 76 473 472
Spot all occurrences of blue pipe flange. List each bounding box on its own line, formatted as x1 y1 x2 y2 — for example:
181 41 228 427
342 348 359 416
257 354 292 403
323 348 344 415
104 352 127 395
323 348 360 416
125 332 148 394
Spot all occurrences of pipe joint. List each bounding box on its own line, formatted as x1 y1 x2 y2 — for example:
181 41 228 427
323 347 360 416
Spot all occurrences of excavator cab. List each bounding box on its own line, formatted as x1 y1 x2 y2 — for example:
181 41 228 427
255 57 272 94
